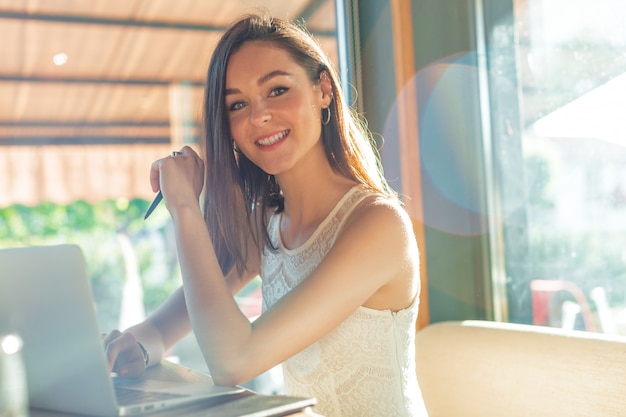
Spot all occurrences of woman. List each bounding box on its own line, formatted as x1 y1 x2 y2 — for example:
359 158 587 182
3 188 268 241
105 12 428 417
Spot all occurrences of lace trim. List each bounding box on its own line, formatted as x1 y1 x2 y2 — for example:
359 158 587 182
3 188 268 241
273 184 371 255
261 185 377 310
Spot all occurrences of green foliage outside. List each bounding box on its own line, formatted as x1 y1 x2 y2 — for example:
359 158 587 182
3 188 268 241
0 198 181 332
526 230 626 304
521 150 626 317
0 198 262 334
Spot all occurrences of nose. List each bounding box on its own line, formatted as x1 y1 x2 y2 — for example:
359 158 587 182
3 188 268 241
249 100 271 126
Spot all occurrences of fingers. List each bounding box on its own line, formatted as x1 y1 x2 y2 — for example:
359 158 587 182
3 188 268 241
102 329 123 344
150 146 205 201
180 146 206 196
103 329 123 372
149 147 193 193
176 145 198 158
103 331 146 377
149 160 162 193
114 352 146 378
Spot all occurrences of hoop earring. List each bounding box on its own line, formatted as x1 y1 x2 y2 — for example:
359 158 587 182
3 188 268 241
322 107 331 126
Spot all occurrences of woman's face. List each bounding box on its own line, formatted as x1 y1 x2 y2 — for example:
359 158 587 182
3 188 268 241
224 41 332 176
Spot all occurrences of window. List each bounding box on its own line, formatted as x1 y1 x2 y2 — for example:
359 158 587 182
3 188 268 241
490 0 626 335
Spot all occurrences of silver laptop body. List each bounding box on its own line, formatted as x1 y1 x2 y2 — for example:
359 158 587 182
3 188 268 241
0 244 244 416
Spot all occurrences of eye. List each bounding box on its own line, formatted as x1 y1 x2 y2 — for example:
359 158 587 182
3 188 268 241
228 101 247 111
269 86 288 97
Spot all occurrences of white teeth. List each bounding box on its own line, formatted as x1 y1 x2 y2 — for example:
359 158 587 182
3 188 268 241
257 130 288 146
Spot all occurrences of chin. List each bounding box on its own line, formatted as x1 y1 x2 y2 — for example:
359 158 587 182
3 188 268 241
256 160 295 177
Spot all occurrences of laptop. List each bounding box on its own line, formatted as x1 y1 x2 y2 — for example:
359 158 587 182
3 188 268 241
0 244 248 416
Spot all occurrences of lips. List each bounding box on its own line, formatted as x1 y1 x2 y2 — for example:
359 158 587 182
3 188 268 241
255 130 289 147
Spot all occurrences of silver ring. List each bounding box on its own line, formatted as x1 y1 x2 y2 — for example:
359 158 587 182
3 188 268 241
171 151 182 157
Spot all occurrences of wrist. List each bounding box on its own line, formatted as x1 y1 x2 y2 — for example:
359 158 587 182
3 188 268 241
169 202 202 221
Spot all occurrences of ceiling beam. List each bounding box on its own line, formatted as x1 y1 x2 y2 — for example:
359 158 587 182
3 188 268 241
0 75 205 87
0 10 336 38
0 120 173 127
0 136 172 146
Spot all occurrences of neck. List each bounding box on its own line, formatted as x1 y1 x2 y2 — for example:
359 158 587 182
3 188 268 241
275 154 356 250
279 171 355 225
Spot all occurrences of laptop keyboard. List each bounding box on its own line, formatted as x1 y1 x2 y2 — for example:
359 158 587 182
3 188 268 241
115 387 187 405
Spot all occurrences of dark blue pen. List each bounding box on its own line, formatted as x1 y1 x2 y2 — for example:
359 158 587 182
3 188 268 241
144 151 182 220
144 191 163 220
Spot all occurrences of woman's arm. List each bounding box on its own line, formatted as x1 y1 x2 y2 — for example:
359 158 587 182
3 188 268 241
104 262 258 377
105 146 261 377
174 195 418 386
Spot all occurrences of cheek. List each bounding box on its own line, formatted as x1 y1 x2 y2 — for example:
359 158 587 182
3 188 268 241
286 96 321 129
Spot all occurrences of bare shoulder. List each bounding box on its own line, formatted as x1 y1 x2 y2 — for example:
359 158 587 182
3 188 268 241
344 193 416 248
336 193 419 310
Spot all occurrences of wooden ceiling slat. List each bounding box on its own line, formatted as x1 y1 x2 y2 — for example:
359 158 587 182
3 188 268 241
0 144 175 206
0 0 336 204
0 0 321 26
0 19 22 74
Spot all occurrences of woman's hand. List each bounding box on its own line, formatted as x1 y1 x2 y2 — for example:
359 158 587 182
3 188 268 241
149 145 205 214
103 330 147 377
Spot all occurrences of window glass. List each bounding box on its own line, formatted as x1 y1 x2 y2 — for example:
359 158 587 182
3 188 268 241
505 0 626 335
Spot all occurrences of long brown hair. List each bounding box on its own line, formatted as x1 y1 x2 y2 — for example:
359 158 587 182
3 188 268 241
202 12 395 275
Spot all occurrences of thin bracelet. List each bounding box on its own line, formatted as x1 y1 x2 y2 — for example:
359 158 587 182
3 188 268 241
137 341 149 367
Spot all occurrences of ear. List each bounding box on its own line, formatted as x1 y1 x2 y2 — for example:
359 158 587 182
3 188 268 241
319 70 334 107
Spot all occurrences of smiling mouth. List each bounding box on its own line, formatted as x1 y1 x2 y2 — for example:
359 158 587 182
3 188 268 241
256 130 289 147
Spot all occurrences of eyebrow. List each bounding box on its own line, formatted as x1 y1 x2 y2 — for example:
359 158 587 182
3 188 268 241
225 70 291 96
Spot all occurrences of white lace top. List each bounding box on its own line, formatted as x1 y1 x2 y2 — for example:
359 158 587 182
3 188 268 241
260 186 428 417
